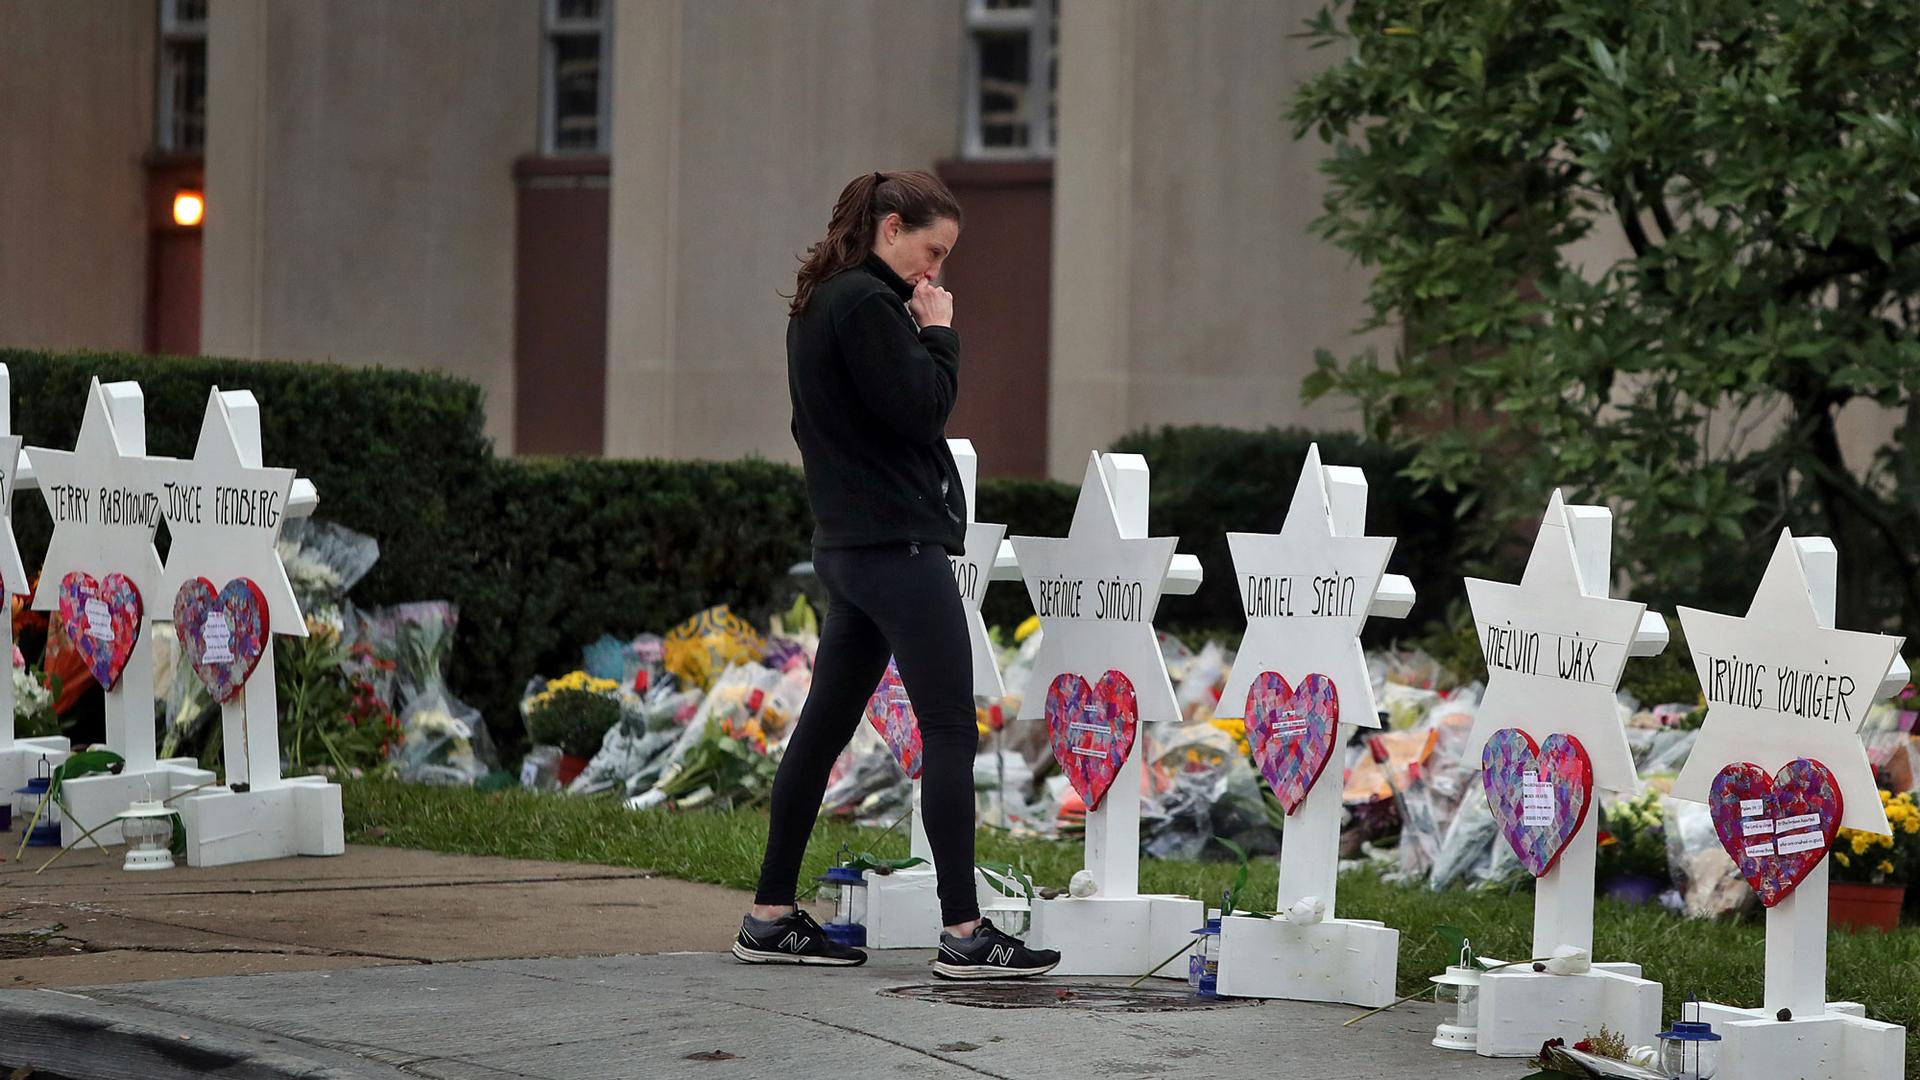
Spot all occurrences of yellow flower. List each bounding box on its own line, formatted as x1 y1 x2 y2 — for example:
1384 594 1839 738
1877 860 1896 876
1905 818 1918 835
1852 833 1872 855
1835 852 1851 867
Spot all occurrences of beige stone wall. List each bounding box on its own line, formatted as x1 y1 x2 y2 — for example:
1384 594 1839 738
0 3 153 352
605 0 967 463
1049 0 1387 479
201 0 538 450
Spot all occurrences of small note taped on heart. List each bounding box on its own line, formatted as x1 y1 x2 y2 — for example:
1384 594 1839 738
1776 813 1822 834
1746 840 1777 858
1740 799 1765 817
1276 709 1309 736
85 597 113 641
1742 817 1776 837
1522 778 1555 827
1775 829 1827 856
202 610 235 664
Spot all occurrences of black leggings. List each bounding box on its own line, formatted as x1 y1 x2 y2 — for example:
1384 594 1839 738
755 542 981 927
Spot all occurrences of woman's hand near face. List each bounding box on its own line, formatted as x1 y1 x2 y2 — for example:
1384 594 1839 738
910 279 954 329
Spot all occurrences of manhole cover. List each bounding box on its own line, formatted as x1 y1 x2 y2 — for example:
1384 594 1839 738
883 983 1259 1011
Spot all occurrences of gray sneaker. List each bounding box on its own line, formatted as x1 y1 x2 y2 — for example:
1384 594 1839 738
933 917 1060 979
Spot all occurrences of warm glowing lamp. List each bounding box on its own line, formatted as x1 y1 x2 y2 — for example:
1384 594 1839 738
172 189 205 228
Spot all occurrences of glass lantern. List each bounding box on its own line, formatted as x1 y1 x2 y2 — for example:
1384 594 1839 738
1187 912 1222 998
1656 996 1721 1080
12 757 61 847
816 864 868 947
119 800 177 872
1430 941 1482 1051
981 892 1030 938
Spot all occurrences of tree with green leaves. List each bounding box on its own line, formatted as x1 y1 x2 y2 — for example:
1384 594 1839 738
1291 0 1920 634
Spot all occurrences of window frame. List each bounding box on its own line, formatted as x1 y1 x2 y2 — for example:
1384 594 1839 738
539 0 615 156
962 0 1056 161
155 0 209 154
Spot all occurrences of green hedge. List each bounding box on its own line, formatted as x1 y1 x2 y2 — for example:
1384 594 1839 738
0 349 1475 748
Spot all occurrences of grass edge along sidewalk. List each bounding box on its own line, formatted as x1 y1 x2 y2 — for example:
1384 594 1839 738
343 778 1920 1070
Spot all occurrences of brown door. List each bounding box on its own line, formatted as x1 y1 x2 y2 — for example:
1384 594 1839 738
513 156 610 456
934 160 1052 479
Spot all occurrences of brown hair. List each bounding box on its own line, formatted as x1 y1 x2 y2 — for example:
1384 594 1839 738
788 170 962 316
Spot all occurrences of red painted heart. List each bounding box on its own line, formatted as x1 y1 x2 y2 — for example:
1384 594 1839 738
1246 672 1339 814
57 571 143 691
1709 758 1843 908
173 577 271 705
863 658 922 779
1045 670 1138 811
1481 728 1595 878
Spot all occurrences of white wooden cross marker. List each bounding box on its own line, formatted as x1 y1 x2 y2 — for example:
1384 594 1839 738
1672 530 1907 1018
156 388 309 792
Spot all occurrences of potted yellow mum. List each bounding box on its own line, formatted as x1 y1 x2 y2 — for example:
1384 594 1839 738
1829 788 1920 932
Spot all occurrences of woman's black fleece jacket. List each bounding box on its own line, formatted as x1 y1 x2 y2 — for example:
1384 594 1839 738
787 253 968 556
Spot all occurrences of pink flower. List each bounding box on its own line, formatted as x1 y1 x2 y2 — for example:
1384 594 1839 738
11 645 21 669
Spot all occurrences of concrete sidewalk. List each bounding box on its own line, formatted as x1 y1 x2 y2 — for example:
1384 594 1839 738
0 846 1516 1079
4 950 1514 1080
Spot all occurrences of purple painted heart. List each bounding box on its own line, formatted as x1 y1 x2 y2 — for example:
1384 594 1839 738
1245 671 1339 814
57 571 143 690
1481 728 1595 878
173 577 270 704
1709 758 1843 908
1045 670 1138 811
863 658 922 779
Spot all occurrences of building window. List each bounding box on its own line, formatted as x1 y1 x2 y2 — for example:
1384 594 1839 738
542 0 613 155
964 0 1056 159
156 0 208 153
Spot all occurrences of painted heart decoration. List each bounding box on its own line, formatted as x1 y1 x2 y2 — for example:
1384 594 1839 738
57 571 144 690
1481 728 1595 878
1709 758 1843 908
1045 670 1138 811
173 577 271 705
1246 671 1339 814
863 658 922 779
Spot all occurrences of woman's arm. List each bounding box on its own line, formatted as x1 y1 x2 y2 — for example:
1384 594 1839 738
833 291 960 444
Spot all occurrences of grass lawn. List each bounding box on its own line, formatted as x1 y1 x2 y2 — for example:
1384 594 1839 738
344 778 1920 1070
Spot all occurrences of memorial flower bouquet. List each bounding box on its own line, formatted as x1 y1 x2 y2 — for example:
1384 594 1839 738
1830 789 1920 884
12 651 60 739
1595 789 1668 882
524 670 624 760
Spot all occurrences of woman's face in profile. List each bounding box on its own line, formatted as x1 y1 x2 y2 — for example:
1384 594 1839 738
877 214 959 287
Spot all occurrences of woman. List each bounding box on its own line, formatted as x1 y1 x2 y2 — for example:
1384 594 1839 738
734 170 1058 979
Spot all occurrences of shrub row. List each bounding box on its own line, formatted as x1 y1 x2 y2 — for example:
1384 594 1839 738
0 349 1474 747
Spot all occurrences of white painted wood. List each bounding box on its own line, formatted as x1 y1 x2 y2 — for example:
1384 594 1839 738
1457 490 1667 1056
28 379 174 776
156 387 341 865
1461 491 1657 795
1210 447 1411 1005
1013 451 1202 973
0 364 70 793
1671 531 1907 1078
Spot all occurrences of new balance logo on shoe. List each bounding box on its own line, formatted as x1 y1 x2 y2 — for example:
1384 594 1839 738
987 945 1014 966
780 932 809 952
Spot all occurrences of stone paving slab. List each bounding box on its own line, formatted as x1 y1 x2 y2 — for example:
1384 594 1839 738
6 951 1520 1080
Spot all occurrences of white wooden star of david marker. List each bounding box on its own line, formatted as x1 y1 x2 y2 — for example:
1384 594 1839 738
1011 452 1178 723
1216 443 1399 725
29 378 169 615
157 388 306 638
1461 490 1653 794
1671 529 1908 835
947 439 1007 699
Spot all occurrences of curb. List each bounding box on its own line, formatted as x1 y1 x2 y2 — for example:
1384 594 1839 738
0 989 410 1080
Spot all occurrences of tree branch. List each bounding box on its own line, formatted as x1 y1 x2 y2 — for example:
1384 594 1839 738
1783 223 1920 299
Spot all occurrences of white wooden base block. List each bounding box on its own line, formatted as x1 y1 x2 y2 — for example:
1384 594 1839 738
1028 893 1204 978
176 776 344 867
1214 914 1398 1007
864 867 1023 949
1696 1001 1905 1080
0 738 70 795
1475 963 1662 1058
59 760 216 848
